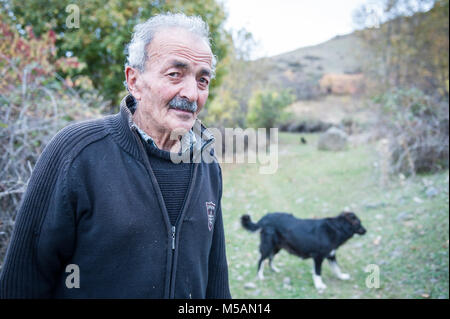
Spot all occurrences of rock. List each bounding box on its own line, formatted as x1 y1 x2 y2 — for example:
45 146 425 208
425 187 438 198
283 277 291 285
365 202 386 209
244 282 256 289
373 236 382 246
390 248 402 258
317 127 349 151
396 211 412 221
252 289 261 296
353 242 363 248
422 178 433 187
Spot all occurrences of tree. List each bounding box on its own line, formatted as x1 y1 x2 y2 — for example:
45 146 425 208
354 0 449 98
0 21 105 263
246 89 294 129
202 28 273 128
354 0 449 175
1 0 229 107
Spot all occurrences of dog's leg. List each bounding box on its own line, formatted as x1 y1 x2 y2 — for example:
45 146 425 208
257 256 265 280
269 248 281 273
327 252 350 280
269 255 280 273
312 257 327 291
257 229 275 280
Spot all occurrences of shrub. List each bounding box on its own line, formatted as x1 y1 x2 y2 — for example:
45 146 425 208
0 23 106 265
246 89 295 129
374 88 449 176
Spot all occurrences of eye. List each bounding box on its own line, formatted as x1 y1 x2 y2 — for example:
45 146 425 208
168 72 181 78
199 77 209 86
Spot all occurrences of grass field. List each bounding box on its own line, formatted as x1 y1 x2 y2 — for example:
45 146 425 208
220 132 449 299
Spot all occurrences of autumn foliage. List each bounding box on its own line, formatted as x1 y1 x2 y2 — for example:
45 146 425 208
0 22 104 262
0 23 83 92
319 73 365 95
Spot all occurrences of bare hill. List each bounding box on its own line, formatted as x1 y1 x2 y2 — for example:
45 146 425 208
254 32 368 100
272 32 366 75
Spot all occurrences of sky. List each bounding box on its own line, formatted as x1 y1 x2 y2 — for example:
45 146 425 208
222 0 368 59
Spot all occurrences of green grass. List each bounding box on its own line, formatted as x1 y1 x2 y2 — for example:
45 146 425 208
221 132 449 299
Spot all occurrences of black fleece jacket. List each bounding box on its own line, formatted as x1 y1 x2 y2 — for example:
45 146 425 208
0 95 231 299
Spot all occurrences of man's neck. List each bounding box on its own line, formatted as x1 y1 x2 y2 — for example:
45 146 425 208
132 112 183 153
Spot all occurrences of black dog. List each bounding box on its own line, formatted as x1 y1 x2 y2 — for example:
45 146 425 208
241 212 366 290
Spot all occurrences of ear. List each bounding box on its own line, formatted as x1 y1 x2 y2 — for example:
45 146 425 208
125 66 142 101
338 212 351 225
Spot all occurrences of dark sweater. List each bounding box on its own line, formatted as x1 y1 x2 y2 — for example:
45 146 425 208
0 95 231 299
139 135 192 226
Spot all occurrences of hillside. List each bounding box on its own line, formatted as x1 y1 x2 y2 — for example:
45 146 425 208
272 32 366 75
253 32 368 100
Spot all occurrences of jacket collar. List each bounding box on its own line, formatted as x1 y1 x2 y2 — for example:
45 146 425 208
106 95 215 162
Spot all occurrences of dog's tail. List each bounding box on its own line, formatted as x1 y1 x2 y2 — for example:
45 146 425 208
241 215 260 232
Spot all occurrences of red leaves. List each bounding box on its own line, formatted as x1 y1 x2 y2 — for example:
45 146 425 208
26 25 35 40
0 22 82 93
48 29 56 43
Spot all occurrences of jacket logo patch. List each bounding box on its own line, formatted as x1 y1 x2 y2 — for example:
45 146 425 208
205 202 216 231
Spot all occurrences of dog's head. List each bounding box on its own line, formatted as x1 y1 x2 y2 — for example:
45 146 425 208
339 212 366 235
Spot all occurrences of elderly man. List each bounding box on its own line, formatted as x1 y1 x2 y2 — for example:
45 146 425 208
0 13 231 299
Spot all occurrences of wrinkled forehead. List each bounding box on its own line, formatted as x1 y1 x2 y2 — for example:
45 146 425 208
146 27 213 68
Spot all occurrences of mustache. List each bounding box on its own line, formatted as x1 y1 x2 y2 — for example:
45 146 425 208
168 96 198 113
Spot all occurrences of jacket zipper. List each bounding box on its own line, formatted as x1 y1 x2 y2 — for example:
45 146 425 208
167 163 198 298
171 226 176 250
168 225 176 298
131 125 213 298
131 127 175 298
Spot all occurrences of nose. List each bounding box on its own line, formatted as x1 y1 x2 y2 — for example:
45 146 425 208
179 77 199 103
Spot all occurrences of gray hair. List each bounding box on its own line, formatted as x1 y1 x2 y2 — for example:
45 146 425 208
125 12 216 81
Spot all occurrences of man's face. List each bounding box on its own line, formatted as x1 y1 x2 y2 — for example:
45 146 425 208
128 27 213 134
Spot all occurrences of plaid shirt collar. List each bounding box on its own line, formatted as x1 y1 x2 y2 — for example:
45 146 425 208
131 122 197 154
123 94 212 155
